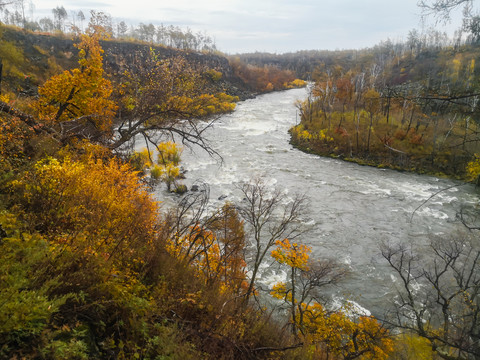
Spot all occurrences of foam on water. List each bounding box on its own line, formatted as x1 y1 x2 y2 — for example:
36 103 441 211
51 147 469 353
259 269 288 289
331 297 372 317
417 207 450 220
161 88 475 318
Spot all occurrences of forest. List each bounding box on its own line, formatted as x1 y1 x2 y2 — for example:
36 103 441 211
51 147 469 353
0 1 480 359
289 42 480 179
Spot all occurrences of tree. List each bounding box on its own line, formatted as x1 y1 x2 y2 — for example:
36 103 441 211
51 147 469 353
34 27 117 142
300 303 393 360
419 0 472 21
236 178 307 302
77 10 85 32
271 238 311 335
0 26 237 161
117 20 128 38
162 187 247 293
88 10 113 38
381 237 480 359
150 141 183 192
39 17 54 32
13 154 158 264
51 6 67 32
206 202 247 294
112 48 237 154
418 0 480 43
136 22 155 42
363 88 381 153
269 238 391 359
463 14 480 43
13 0 26 28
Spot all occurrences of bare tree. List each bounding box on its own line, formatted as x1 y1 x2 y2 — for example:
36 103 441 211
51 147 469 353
117 20 128 38
77 10 85 32
381 237 480 359
52 6 67 32
236 178 307 302
419 0 473 21
295 259 348 331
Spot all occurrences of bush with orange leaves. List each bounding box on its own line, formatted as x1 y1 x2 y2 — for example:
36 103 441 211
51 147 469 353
11 155 158 264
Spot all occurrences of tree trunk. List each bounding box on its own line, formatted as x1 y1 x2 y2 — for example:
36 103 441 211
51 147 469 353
291 267 297 336
367 113 373 153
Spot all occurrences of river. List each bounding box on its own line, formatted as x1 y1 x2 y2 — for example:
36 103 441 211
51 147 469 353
156 88 478 316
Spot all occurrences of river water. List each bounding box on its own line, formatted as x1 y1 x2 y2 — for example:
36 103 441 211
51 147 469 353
156 88 478 316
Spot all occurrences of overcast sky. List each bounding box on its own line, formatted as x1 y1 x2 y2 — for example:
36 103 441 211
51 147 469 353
33 0 465 54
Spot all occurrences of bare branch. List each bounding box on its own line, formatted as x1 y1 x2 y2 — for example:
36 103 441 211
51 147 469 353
410 183 464 222
382 237 480 358
0 100 56 136
236 178 308 303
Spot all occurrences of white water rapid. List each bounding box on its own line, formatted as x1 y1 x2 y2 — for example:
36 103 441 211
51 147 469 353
156 88 478 315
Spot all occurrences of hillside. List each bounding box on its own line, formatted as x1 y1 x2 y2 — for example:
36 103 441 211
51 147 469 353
0 25 259 101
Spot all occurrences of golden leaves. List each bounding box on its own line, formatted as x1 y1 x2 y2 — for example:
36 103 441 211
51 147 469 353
300 302 393 360
271 238 311 271
15 155 158 263
119 53 237 125
34 32 117 132
165 203 247 294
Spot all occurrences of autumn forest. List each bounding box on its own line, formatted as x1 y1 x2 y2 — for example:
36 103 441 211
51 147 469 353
0 0 480 359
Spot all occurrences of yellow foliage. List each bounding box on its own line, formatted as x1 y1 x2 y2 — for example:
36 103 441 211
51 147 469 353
166 225 222 282
157 141 182 166
291 125 333 142
271 238 311 271
34 32 117 132
0 38 25 78
120 53 237 124
390 333 434 360
466 155 480 182
129 148 153 171
0 94 10 103
165 203 247 294
271 282 292 302
153 142 183 189
283 78 307 89
289 79 307 88
14 156 158 262
300 302 393 360
204 69 223 82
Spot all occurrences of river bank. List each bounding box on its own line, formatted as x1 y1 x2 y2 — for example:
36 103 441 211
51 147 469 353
288 123 472 181
288 134 468 181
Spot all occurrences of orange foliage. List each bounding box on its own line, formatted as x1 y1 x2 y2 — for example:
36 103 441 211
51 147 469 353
229 57 297 92
271 238 311 271
13 155 157 263
34 32 117 132
300 303 394 360
166 203 247 293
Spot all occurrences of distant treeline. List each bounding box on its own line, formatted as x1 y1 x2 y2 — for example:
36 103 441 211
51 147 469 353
235 27 480 79
0 4 218 52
